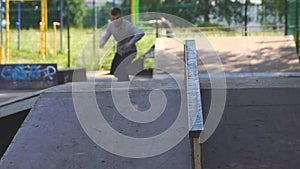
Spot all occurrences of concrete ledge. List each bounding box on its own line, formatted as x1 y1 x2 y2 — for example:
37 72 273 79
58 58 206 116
57 68 87 84
0 96 38 119
0 64 58 89
0 90 43 118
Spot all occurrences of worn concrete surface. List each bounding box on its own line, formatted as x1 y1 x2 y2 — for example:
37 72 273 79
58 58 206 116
154 38 184 75
202 104 300 169
0 79 193 169
200 77 300 169
0 89 45 118
153 36 300 75
1 77 300 169
198 36 300 73
0 90 38 105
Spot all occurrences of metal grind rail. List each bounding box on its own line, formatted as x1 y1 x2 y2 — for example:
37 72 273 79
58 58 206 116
185 40 204 169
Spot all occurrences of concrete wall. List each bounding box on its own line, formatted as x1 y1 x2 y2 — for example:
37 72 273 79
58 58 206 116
201 77 300 169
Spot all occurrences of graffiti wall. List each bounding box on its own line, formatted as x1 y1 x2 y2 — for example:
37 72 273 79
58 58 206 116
0 64 58 89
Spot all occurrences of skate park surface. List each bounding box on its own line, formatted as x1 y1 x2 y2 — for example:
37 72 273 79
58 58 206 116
0 35 300 169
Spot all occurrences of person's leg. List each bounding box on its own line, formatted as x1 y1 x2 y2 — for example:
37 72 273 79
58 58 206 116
114 52 136 81
110 52 122 75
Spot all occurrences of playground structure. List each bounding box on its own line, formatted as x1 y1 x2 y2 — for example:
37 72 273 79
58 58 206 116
0 0 64 63
40 0 48 58
131 0 140 25
0 0 142 64
2 0 48 62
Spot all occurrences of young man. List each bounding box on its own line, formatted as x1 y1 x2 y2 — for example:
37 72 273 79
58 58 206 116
100 7 145 81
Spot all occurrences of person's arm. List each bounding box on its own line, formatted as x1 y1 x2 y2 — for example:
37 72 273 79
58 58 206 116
122 21 145 49
100 25 112 48
129 26 145 45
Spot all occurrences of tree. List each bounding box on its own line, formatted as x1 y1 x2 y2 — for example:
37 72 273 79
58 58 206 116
83 2 111 28
9 1 43 29
159 0 179 19
212 0 244 26
259 0 285 25
121 0 158 16
118 0 246 25
51 0 85 27
9 0 85 28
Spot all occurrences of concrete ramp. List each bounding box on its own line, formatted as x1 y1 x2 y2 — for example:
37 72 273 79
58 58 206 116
0 90 42 159
153 36 300 78
199 35 300 73
0 81 193 169
0 91 41 119
200 77 300 169
0 40 203 169
154 38 185 75
2 77 300 169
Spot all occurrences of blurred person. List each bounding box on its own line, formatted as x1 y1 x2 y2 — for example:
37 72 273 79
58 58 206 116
160 17 173 38
148 17 174 38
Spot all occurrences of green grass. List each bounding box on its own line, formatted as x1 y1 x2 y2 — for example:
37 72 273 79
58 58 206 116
7 28 92 69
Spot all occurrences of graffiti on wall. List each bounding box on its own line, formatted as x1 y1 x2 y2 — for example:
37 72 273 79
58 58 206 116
0 64 58 89
1 65 56 81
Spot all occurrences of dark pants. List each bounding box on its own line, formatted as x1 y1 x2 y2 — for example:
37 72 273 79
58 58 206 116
110 51 136 81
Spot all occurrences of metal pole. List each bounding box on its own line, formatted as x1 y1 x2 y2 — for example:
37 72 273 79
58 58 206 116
94 2 97 29
45 0 48 56
244 0 248 36
131 0 135 24
1 1 3 46
53 22 60 56
296 0 299 54
5 0 9 62
60 0 63 52
40 1 44 57
135 0 139 25
93 0 96 53
284 0 288 35
17 0 21 50
41 0 47 58
67 3 70 67
155 0 159 38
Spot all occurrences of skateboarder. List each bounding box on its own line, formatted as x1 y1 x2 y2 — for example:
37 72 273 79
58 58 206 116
100 7 145 81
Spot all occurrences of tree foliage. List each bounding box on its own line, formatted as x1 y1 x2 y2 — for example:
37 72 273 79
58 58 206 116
259 0 285 25
118 0 287 27
213 0 245 26
51 0 85 27
7 0 287 29
119 0 244 25
8 0 85 29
